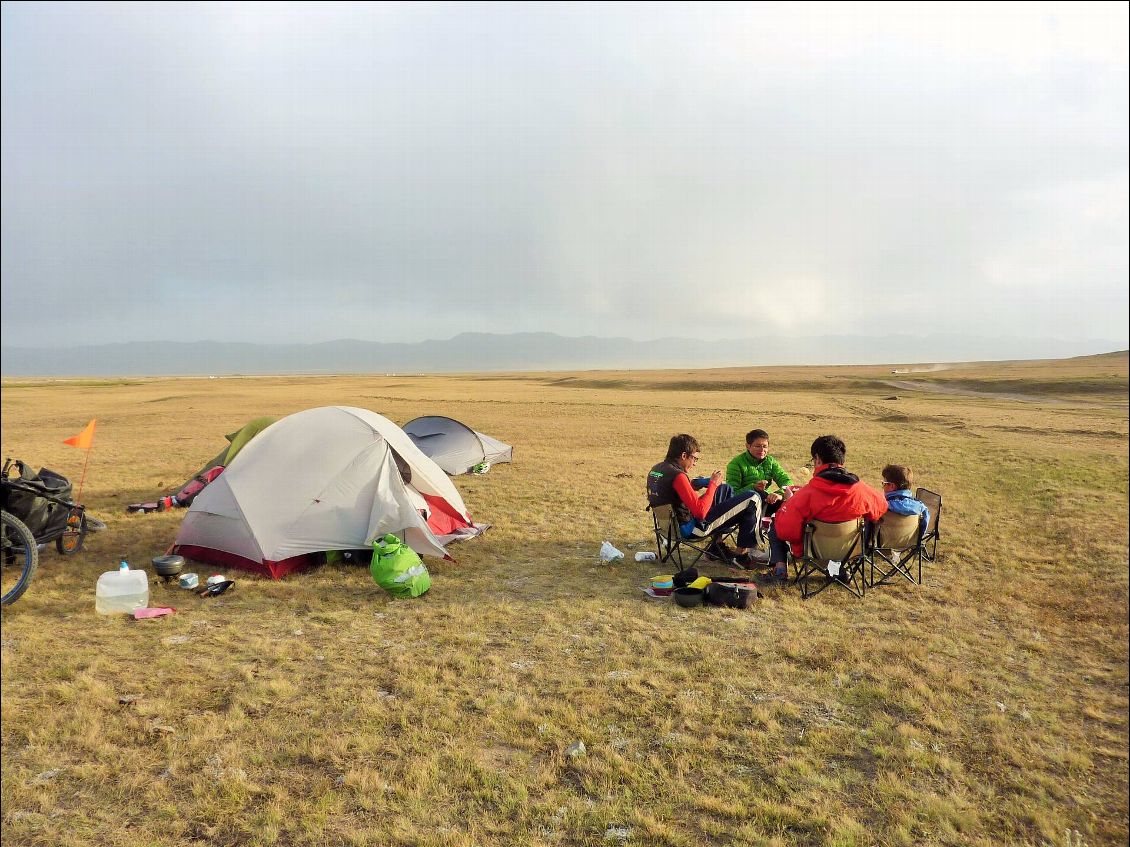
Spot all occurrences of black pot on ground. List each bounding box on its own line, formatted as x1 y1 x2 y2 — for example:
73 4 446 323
673 587 704 608
152 554 185 581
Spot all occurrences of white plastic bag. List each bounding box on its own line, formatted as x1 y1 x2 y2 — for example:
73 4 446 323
599 541 624 562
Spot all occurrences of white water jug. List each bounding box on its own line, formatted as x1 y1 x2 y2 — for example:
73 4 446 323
96 560 149 615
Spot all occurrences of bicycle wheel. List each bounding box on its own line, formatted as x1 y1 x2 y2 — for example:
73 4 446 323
56 507 86 555
2 510 39 606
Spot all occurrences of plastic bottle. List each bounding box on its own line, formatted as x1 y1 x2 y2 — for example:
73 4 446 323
96 557 150 615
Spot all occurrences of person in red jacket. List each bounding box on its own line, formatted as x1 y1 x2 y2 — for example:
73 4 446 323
763 434 888 583
647 433 764 567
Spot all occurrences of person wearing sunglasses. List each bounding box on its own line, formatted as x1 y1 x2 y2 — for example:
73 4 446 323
646 433 764 567
880 465 930 533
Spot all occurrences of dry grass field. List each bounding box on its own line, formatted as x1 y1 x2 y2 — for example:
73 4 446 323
2 353 1127 847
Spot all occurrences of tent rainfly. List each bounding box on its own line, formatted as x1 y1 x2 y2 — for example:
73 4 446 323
402 416 513 476
173 406 476 578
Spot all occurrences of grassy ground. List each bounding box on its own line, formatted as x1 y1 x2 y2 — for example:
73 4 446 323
2 354 1127 847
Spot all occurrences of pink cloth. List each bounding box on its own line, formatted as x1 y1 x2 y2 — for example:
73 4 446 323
134 607 176 619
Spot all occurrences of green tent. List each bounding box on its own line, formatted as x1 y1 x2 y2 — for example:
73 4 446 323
191 417 277 478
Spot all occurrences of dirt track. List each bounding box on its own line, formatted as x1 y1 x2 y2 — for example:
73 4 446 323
881 379 1072 404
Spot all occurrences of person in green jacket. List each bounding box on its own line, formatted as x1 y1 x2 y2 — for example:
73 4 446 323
726 429 793 515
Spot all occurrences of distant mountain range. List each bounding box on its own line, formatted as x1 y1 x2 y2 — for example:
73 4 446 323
0 332 1123 376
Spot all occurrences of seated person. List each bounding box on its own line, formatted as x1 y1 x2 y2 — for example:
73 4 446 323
764 434 888 583
725 428 793 515
880 464 930 533
647 433 763 568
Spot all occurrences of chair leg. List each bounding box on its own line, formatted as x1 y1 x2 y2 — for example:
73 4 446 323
870 548 922 588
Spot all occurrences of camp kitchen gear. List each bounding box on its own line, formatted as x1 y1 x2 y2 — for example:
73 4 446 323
152 554 185 582
733 585 758 608
673 587 705 608
197 579 235 597
178 573 200 589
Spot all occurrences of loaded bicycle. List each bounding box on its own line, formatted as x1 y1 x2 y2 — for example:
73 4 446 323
1 457 87 605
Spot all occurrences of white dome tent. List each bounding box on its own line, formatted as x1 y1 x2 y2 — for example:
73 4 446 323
402 416 513 476
173 406 478 578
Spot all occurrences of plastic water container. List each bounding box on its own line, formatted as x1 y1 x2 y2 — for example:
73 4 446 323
96 560 149 615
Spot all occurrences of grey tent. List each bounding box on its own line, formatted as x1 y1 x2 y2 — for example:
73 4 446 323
403 416 513 476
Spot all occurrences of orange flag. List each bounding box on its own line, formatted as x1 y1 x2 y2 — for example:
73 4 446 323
63 419 97 450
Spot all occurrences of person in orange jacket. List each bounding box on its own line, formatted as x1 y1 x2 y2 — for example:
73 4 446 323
764 434 888 583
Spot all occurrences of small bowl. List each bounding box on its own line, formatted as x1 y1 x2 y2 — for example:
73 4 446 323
673 587 704 608
650 575 674 589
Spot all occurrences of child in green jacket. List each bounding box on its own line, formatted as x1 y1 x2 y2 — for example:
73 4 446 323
726 429 793 515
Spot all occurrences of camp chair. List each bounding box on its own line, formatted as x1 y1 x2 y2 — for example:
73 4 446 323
789 517 870 599
915 488 942 562
649 503 740 568
869 512 924 588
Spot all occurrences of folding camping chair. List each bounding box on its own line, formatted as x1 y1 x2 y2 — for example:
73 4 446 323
869 512 924 588
649 503 740 568
915 488 942 562
789 517 870 599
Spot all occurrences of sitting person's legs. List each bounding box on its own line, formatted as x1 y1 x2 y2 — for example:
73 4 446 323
766 523 790 580
700 484 762 554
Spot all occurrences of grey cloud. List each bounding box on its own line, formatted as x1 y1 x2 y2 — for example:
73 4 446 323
2 2 1126 348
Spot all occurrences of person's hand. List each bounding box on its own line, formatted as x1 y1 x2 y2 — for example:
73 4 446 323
766 492 781 505
754 480 768 491
710 470 724 486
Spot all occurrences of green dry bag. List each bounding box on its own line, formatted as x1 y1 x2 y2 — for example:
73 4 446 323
370 534 431 599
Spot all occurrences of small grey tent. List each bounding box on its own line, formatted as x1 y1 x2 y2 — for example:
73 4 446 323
403 416 513 476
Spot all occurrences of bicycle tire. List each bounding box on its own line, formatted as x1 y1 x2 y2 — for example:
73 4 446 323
56 508 86 555
2 510 39 606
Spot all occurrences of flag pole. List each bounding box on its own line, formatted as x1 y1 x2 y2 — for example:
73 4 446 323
75 447 92 504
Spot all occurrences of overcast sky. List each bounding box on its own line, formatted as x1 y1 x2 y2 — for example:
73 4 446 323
2 2 1127 349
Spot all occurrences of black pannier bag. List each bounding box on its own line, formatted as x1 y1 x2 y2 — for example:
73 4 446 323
4 461 73 538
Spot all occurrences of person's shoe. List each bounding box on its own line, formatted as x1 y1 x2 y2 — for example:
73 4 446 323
706 541 735 562
732 552 756 570
758 562 790 585
745 548 770 564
